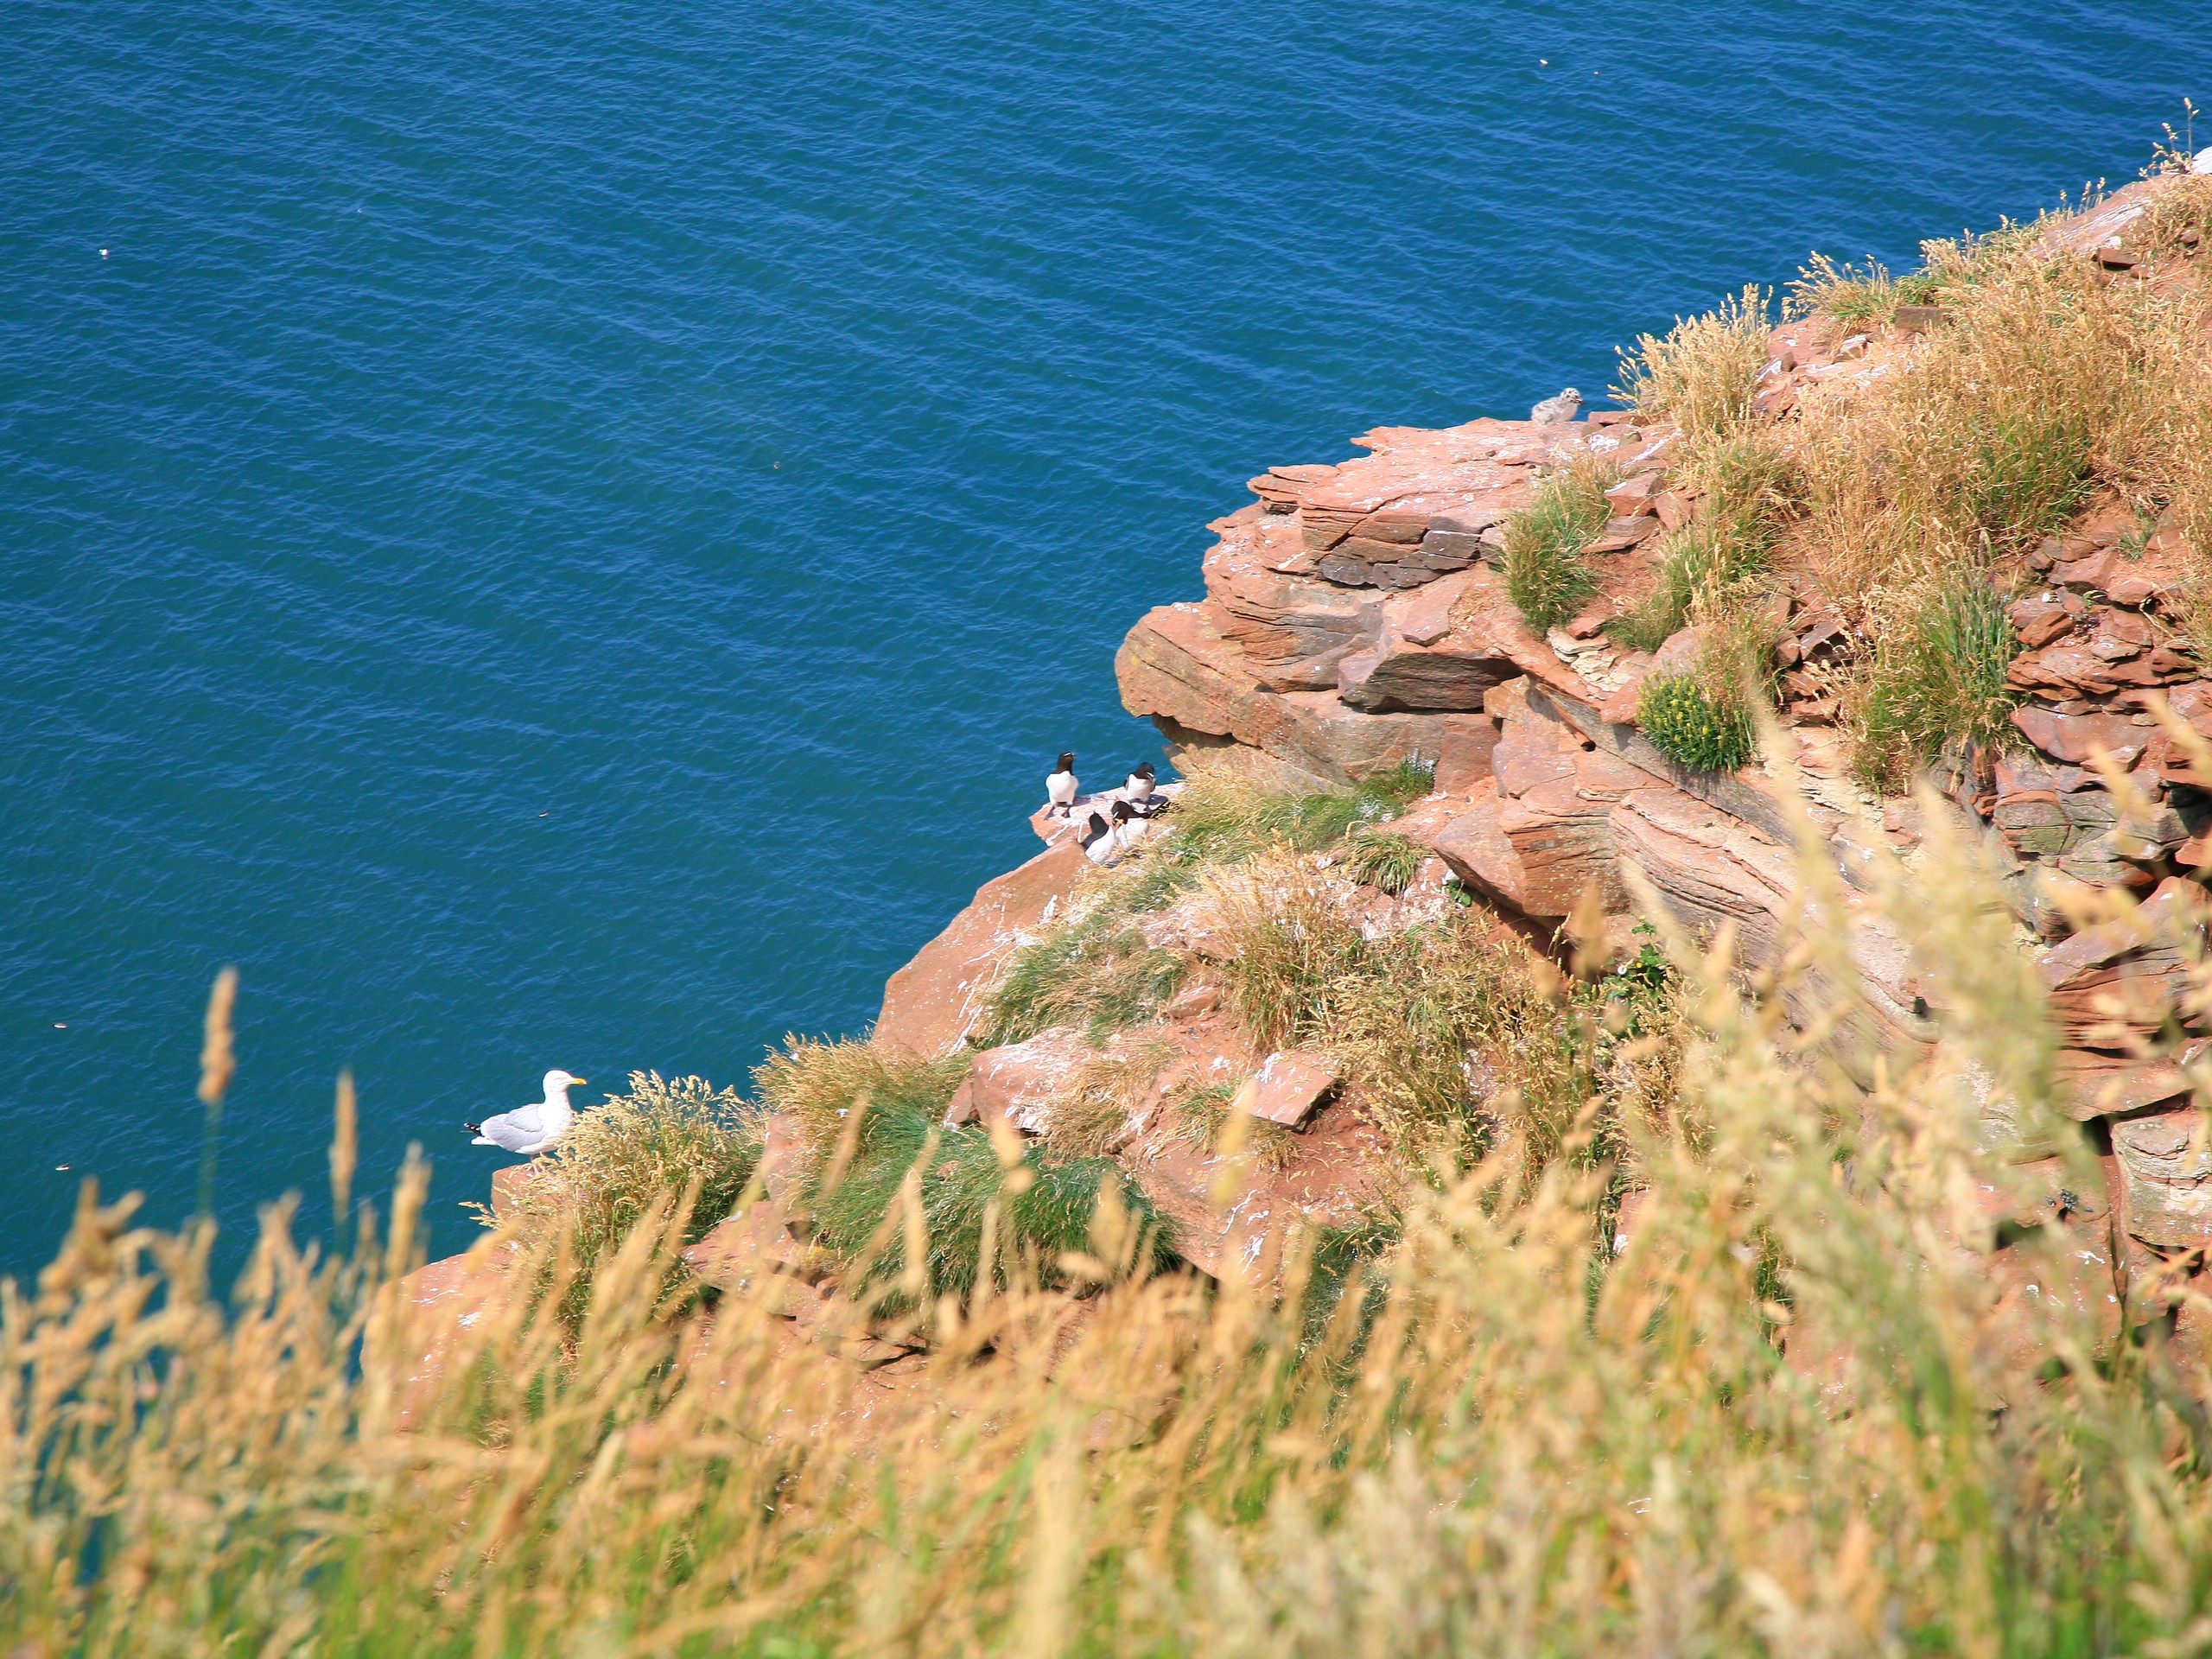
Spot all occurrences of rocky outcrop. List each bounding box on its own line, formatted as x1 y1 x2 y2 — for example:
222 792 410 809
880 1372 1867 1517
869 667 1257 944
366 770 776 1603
875 841 1090 1058
1097 173 2212 1318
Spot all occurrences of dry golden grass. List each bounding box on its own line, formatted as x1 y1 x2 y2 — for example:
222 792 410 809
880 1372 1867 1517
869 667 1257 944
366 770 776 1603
1612 283 1771 439
16 832 2212 1654
1758 179 2212 779
1043 1040 1172 1160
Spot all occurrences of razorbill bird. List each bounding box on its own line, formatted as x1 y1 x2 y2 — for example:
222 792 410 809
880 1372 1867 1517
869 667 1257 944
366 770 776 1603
1079 809 1116 864
465 1069 588 1156
1046 752 1078 817
1529 387 1584 425
1124 760 1155 804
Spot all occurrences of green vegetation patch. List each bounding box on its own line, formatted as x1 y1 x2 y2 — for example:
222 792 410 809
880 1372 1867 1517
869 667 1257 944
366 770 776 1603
1503 467 1609 632
1341 825 1425 895
1609 437 1797 652
977 911 1185 1048
803 1096 1173 1302
1852 575 2018 791
1637 673 1757 773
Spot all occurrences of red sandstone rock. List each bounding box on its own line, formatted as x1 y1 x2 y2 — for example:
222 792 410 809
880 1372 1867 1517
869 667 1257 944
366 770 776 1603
1114 1093 1392 1286
2011 706 2149 768
942 1026 1091 1136
491 1163 540 1219
875 842 1090 1058
2009 591 2077 649
384 1242 522 1427
2114 1105 2212 1248
1433 719 1502 795
682 1202 829 1314
2052 1048 2200 1121
1586 515 1662 553
1232 1050 1342 1128
1603 471 1663 514
2037 878 2208 1048
1116 599 1498 785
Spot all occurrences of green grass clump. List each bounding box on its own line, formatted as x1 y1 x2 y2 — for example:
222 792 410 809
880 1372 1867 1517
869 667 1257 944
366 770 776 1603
1341 825 1425 895
753 1035 969 1149
1503 467 1609 632
977 912 1185 1047
801 1096 1173 1303
1961 409 2096 550
488 1070 762 1326
1165 757 1434 863
1637 674 1757 773
1851 574 2018 790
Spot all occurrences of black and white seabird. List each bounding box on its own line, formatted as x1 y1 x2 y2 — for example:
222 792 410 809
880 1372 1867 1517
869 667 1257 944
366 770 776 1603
1078 809 1115 863
1124 760 1169 817
1046 752 1078 817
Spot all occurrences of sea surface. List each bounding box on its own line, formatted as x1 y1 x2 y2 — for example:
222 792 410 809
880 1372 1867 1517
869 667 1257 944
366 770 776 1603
3 0 2206 1278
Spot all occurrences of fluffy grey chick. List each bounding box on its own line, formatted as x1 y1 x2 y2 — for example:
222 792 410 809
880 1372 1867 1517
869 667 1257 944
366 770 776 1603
1529 387 1584 425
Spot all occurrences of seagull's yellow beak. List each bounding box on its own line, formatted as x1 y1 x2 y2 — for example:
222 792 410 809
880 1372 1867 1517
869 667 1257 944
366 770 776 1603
569 1076 588 1087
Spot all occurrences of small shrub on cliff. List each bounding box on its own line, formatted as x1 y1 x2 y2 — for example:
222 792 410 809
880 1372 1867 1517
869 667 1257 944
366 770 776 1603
487 1070 762 1326
1637 673 1756 773
1341 824 1424 894
1611 283 1770 440
1503 467 1608 632
1849 573 2018 790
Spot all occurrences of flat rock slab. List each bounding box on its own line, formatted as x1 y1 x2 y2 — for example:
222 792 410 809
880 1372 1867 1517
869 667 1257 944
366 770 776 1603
682 1201 830 1310
875 840 1090 1058
2114 1104 2212 1248
1232 1050 1343 1127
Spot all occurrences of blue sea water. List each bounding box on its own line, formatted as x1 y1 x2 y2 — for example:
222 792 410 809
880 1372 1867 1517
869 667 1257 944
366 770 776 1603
3 0 2207 1279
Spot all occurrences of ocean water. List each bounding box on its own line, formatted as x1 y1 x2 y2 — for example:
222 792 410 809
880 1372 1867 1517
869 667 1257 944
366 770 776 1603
3 0 2205 1278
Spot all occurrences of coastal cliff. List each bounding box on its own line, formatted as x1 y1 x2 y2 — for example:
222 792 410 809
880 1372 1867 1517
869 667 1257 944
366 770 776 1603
387 167 2212 1361
831 170 2212 1322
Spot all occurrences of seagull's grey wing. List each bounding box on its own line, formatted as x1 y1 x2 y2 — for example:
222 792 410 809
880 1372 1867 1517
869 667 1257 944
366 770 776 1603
476 1104 544 1151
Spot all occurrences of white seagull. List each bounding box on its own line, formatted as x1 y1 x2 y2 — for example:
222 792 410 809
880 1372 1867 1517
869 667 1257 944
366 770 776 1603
465 1069 588 1155
1046 751 1078 817
1529 387 1583 425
